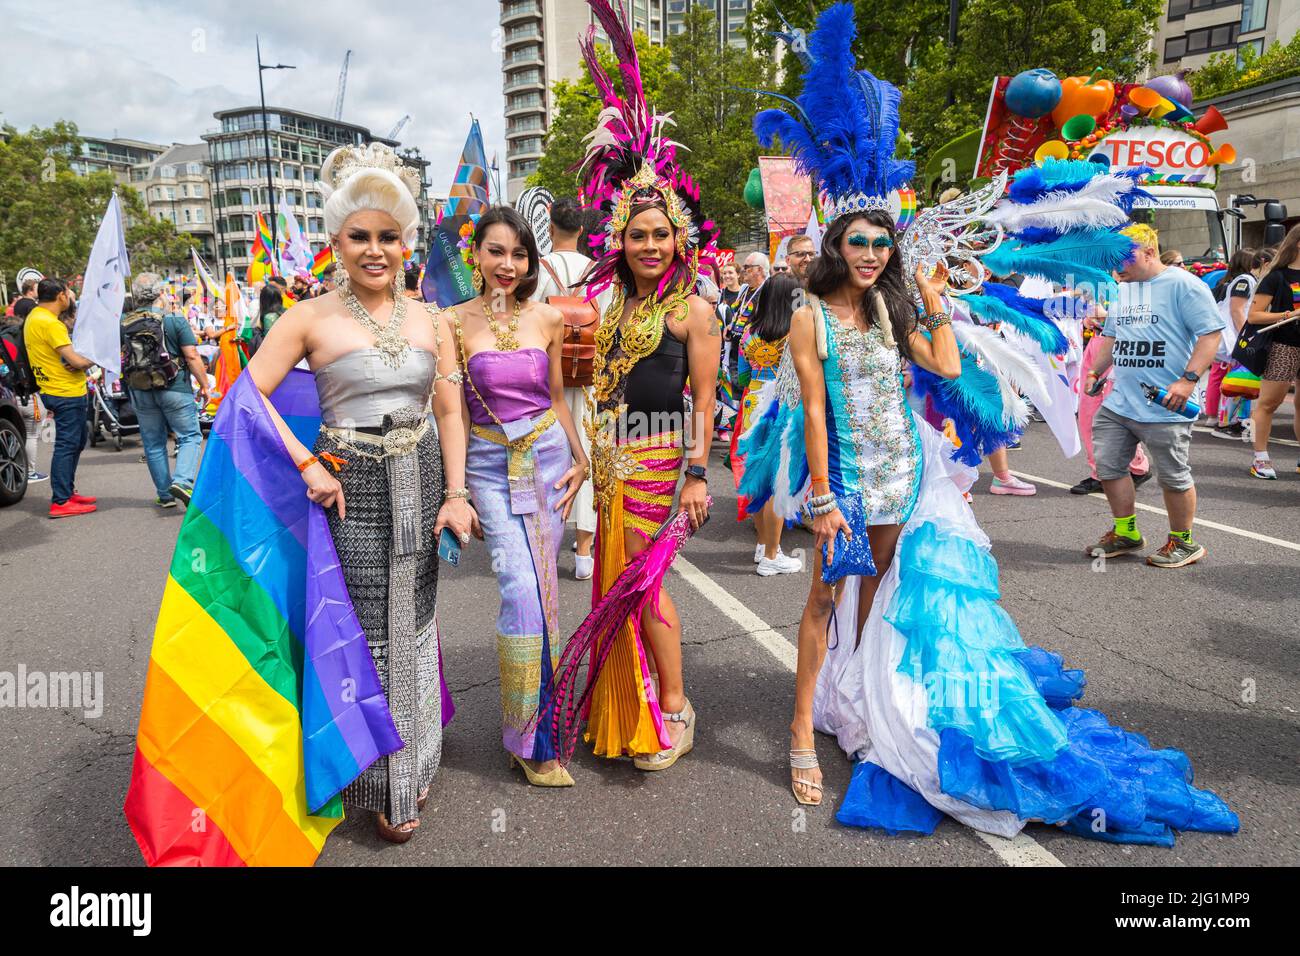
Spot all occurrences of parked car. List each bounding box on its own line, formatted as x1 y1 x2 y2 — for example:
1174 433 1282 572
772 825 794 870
0 381 29 507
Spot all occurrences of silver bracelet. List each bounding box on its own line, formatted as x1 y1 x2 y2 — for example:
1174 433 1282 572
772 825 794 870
808 499 839 517
809 492 836 507
445 488 471 501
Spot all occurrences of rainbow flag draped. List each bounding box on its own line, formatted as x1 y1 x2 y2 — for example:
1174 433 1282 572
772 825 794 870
124 369 411 866
421 119 489 307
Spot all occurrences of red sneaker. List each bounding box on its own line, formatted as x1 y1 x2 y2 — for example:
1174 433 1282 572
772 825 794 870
69 492 97 505
49 500 97 518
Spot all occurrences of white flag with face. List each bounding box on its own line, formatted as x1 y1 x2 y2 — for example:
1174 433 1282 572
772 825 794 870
72 193 131 375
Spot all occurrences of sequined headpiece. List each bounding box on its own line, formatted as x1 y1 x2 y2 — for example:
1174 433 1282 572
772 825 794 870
576 0 718 299
320 142 422 200
753 3 914 225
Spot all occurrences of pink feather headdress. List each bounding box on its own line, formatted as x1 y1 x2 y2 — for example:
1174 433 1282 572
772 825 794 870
576 0 719 300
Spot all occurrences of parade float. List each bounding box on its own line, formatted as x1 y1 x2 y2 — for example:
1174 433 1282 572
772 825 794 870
976 67 1240 265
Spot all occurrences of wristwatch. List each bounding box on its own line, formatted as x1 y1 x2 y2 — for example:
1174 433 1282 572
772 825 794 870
1181 370 1199 383
684 464 707 482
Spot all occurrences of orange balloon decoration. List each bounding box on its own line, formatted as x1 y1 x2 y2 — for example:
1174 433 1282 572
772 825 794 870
1051 69 1116 127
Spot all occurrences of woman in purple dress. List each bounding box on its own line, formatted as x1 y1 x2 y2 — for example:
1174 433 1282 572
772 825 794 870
442 206 590 786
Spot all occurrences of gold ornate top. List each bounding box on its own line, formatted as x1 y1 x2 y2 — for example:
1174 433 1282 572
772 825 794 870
591 286 690 406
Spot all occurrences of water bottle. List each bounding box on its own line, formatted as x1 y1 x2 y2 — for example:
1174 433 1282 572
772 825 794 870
1141 382 1200 421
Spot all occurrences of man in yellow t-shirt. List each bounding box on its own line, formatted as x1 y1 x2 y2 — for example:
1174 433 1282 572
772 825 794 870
23 278 97 517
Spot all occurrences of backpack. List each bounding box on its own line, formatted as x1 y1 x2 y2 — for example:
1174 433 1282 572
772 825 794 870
121 309 180 390
0 321 40 398
540 256 598 389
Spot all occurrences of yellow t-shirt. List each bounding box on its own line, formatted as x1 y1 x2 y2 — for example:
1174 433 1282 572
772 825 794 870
23 306 87 397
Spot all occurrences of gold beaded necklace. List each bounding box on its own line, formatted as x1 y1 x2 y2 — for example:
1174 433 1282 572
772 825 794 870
479 295 522 352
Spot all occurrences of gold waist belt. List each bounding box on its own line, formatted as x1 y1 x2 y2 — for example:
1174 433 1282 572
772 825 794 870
320 418 431 461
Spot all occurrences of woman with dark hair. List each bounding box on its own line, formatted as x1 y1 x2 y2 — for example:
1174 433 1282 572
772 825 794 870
257 284 284 335
775 207 959 805
442 204 589 785
1205 247 1268 439
741 4 1237 847
542 1 720 774
734 272 803 575
1246 227 1300 479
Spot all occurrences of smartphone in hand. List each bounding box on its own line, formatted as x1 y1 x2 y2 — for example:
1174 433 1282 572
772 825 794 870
437 527 461 566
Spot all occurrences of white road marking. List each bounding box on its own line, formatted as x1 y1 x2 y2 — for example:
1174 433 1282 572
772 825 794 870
1011 470 1300 553
975 831 1066 867
672 554 1066 868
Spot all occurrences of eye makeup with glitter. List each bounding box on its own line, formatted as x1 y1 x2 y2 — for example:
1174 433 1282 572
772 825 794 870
847 233 894 251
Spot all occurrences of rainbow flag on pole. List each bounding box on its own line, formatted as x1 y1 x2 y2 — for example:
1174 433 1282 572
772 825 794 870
123 369 419 866
310 246 334 279
247 211 277 284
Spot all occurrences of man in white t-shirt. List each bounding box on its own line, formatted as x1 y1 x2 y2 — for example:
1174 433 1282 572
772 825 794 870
533 197 609 581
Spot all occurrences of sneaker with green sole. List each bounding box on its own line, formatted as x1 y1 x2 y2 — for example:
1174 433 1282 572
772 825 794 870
1086 530 1145 559
1147 535 1206 569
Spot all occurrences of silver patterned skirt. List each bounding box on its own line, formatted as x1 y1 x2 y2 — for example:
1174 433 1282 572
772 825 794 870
314 406 445 825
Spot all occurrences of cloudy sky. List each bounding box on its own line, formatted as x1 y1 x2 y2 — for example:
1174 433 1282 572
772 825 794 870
0 0 510 196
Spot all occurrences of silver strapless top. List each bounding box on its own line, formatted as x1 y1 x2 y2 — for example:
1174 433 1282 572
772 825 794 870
314 348 435 428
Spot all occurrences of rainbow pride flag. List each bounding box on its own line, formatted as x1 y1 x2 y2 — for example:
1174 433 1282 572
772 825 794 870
124 369 420 866
311 246 334 279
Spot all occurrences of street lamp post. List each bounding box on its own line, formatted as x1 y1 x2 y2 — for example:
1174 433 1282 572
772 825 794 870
256 36 295 264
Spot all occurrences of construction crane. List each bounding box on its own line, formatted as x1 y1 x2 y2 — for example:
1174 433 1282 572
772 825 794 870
387 115 411 140
333 50 351 120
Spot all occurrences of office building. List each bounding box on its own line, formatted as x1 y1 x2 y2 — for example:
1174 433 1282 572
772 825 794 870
202 106 430 279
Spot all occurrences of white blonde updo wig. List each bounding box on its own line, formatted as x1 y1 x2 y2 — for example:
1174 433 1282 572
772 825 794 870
320 143 422 249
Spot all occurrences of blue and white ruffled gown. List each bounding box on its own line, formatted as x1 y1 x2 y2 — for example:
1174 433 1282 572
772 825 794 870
741 300 1239 846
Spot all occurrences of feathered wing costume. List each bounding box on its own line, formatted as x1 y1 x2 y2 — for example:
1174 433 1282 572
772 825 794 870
740 3 1236 844
536 0 718 763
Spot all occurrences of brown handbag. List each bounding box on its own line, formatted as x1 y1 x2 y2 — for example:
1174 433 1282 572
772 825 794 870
541 256 599 388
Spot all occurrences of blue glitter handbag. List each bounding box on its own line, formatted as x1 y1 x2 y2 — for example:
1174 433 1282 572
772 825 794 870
818 497 876 584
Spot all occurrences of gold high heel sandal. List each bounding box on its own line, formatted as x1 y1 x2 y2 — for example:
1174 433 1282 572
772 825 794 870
633 699 695 771
508 752 575 787
789 749 823 806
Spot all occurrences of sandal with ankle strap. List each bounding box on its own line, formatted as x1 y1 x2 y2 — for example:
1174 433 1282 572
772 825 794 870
375 811 419 844
789 749 823 806
633 699 695 771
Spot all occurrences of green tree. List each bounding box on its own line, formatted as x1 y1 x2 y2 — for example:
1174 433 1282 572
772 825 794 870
530 10 775 247
662 7 776 245
906 0 1163 194
750 1 1162 197
530 35 673 201
0 121 198 286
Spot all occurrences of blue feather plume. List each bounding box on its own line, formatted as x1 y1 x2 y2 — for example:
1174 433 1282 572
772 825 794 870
751 2 911 203
965 291 1070 355
913 357 1021 467
986 229 1138 279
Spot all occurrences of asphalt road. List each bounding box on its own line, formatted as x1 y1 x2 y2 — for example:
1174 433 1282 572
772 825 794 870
1 398 1297 867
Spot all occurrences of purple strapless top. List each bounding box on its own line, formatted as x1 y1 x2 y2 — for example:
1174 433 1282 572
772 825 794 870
463 347 551 427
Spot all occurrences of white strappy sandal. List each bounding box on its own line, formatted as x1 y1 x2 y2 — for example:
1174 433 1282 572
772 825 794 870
789 749 824 806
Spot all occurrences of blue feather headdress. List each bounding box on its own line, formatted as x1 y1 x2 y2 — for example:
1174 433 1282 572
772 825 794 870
752 3 913 221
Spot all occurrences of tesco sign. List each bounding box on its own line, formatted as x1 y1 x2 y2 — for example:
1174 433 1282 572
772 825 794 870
1086 127 1218 184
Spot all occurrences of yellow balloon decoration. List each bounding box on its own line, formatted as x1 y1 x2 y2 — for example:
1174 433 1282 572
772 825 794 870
1034 140 1070 164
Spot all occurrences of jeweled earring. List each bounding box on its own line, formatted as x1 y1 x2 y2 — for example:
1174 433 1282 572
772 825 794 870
392 265 405 299
471 264 484 294
332 250 349 295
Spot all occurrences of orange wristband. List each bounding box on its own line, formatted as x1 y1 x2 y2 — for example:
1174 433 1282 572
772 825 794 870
810 475 829 486
297 455 320 473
